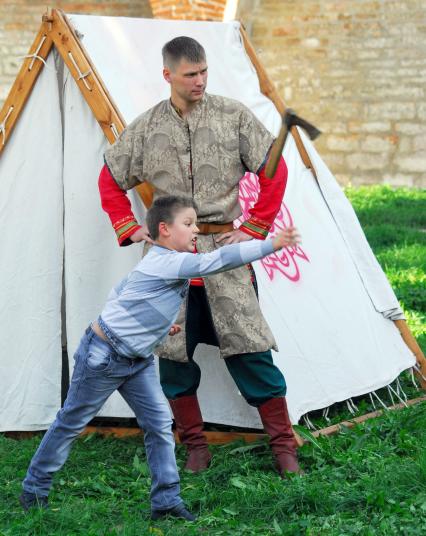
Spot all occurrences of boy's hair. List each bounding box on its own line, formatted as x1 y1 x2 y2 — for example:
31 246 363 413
162 36 206 69
147 196 198 240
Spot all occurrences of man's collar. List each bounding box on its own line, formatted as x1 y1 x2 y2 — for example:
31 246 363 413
169 95 207 120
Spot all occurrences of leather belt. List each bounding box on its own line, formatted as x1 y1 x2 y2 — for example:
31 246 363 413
197 222 234 235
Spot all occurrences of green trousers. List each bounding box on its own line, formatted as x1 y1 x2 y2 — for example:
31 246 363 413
159 286 286 407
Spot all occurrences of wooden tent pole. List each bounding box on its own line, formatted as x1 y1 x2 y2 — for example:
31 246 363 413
239 24 318 180
48 9 154 208
394 319 426 389
0 21 53 155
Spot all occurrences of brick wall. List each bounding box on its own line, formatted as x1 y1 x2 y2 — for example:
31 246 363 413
150 0 227 20
0 1 152 105
240 0 426 188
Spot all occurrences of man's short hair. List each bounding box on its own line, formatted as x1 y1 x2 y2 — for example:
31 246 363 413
162 36 206 69
146 195 198 240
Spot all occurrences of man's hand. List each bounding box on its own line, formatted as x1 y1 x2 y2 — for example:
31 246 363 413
272 227 301 251
130 223 154 244
168 324 182 336
216 229 253 245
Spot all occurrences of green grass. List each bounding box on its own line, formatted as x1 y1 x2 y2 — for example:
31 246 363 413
1 185 425 535
1 404 426 535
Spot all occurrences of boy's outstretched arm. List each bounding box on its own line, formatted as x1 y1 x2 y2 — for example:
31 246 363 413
175 227 301 280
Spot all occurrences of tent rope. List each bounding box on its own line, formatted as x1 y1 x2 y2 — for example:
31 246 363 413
387 384 409 408
68 52 92 90
110 123 120 140
346 400 357 415
370 390 389 410
303 414 317 430
17 35 53 71
0 106 14 146
348 398 358 413
322 407 331 422
396 377 408 402
369 393 377 410
387 385 396 406
410 367 420 389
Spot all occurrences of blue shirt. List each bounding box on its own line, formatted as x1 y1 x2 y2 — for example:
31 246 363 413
98 239 274 358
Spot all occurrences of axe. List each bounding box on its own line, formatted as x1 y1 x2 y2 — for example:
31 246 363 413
264 109 321 178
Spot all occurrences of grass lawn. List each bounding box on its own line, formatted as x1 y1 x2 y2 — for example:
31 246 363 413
1 186 425 535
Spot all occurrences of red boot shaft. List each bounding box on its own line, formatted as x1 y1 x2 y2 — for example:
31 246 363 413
168 395 211 473
258 397 301 476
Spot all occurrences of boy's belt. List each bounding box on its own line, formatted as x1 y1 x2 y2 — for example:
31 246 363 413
197 222 234 235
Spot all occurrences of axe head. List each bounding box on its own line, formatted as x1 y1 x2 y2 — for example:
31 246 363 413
284 108 321 140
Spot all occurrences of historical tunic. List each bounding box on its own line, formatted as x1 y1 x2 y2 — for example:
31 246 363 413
104 93 280 361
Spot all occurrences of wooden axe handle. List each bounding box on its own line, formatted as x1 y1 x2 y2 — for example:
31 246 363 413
264 122 289 178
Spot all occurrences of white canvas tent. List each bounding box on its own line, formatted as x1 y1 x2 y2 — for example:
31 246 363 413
0 10 424 433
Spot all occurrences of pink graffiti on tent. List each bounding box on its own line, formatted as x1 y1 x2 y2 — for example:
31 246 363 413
237 172 309 282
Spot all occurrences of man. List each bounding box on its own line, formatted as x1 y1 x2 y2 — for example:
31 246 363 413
99 36 300 477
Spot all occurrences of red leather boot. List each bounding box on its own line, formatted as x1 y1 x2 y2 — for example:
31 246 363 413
168 395 212 473
258 397 301 477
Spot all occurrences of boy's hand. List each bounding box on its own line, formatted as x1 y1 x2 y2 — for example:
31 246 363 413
272 227 301 251
168 324 182 336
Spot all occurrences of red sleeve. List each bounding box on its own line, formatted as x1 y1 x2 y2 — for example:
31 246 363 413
239 155 287 240
98 164 142 246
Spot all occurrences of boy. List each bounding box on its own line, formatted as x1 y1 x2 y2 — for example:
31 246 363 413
20 196 300 520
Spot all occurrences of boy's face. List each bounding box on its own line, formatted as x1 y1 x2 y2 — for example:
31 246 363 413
164 207 199 252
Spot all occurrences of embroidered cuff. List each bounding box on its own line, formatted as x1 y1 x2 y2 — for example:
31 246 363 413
113 216 141 246
240 217 271 240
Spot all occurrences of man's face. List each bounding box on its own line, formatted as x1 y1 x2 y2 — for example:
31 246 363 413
163 58 208 104
165 207 199 252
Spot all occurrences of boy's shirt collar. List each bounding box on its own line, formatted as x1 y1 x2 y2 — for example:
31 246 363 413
151 243 176 254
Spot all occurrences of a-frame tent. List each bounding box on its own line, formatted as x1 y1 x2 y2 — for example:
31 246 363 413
0 9 425 433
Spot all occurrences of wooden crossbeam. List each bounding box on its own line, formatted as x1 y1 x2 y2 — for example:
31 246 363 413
80 394 426 442
4 395 425 444
312 394 426 438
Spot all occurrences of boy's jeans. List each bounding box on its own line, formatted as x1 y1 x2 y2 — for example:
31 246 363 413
22 326 182 512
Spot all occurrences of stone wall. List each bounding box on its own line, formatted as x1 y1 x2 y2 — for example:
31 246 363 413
0 1 152 105
240 0 426 187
